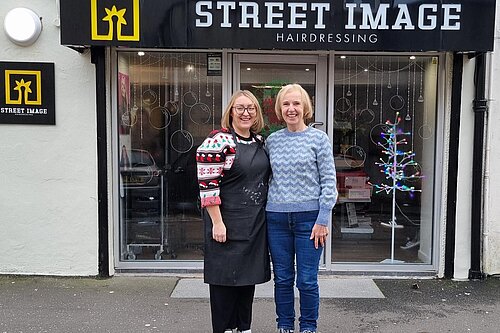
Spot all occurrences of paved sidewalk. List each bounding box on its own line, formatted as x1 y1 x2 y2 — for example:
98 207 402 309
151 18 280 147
0 275 499 332
171 278 384 299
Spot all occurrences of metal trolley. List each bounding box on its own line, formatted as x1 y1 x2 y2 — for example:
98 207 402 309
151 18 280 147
122 174 167 260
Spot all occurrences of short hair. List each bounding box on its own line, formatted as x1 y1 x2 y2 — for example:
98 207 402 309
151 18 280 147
274 84 314 122
221 90 264 133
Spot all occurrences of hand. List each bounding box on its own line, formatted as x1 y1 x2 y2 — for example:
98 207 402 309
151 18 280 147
212 222 227 243
206 206 226 243
310 224 329 249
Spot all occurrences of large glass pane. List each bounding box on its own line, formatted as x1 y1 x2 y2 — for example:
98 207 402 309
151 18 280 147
332 55 438 264
117 52 222 261
239 62 316 135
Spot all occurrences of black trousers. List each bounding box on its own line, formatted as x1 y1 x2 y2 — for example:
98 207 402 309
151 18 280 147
209 284 256 333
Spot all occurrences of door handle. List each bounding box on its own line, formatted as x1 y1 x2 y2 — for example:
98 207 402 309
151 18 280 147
308 122 324 128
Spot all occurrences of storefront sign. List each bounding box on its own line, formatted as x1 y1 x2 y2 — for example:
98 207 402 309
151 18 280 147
60 0 496 52
0 62 56 125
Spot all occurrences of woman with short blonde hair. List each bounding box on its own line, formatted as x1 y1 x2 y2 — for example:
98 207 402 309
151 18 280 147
266 83 337 333
274 83 314 122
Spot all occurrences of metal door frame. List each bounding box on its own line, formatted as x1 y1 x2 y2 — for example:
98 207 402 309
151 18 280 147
231 53 331 267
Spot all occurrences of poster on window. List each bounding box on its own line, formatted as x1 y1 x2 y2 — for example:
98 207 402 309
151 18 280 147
118 72 131 134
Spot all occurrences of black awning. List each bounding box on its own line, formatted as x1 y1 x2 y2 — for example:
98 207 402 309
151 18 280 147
60 0 496 52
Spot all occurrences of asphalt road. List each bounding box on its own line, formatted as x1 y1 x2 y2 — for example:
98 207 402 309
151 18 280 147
0 275 499 332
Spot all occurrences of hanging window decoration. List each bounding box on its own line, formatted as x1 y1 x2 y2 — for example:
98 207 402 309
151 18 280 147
183 54 198 108
335 57 351 114
142 55 157 106
149 55 171 130
389 58 405 111
357 59 375 124
170 55 194 154
189 54 212 125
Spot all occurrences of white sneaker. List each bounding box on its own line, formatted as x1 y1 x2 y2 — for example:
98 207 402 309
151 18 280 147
380 220 404 229
400 240 420 250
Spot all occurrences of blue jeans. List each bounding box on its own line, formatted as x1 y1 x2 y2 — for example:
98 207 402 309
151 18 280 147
266 211 322 332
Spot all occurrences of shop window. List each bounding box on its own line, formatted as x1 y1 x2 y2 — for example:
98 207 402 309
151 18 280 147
332 55 438 264
117 52 222 261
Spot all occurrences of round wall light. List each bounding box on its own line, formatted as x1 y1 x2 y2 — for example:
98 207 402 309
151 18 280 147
4 8 42 46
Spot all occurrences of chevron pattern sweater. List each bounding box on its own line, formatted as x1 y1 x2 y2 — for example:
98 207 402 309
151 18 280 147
266 127 338 226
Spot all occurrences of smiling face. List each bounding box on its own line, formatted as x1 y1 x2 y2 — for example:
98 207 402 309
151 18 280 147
231 95 257 137
280 90 306 131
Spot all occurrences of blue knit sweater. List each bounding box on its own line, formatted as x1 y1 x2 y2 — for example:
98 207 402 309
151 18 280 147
265 127 338 226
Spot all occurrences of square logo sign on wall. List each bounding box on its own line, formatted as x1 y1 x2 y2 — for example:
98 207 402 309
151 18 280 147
0 61 55 125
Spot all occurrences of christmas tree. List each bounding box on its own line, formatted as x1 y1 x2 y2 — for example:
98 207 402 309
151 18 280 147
372 113 422 263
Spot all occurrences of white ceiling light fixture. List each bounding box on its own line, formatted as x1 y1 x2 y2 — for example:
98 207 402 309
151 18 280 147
4 7 43 46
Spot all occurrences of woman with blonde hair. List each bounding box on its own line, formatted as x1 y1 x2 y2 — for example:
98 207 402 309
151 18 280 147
196 90 270 333
266 84 337 333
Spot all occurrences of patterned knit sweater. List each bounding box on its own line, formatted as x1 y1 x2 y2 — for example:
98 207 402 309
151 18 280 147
196 128 261 208
266 127 338 226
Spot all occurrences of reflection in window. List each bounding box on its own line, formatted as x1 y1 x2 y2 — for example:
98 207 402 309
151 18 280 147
332 55 438 264
117 52 222 261
239 62 316 137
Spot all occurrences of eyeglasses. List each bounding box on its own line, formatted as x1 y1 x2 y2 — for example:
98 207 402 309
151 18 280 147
233 105 257 115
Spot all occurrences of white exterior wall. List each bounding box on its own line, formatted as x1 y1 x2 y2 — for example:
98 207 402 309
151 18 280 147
484 1 500 276
0 0 498 277
0 1 98 275
453 57 475 280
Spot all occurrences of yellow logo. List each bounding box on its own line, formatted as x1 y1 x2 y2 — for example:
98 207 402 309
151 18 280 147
91 0 140 41
5 70 42 105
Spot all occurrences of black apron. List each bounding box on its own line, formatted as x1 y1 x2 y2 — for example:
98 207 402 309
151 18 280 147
203 131 271 286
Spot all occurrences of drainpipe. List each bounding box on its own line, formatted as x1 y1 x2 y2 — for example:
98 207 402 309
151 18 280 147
468 52 488 281
91 46 110 278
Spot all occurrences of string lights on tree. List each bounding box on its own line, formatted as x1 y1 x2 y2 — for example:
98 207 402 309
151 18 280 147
372 112 423 263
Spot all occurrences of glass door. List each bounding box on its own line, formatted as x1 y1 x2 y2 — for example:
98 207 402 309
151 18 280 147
233 54 330 264
233 54 328 134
